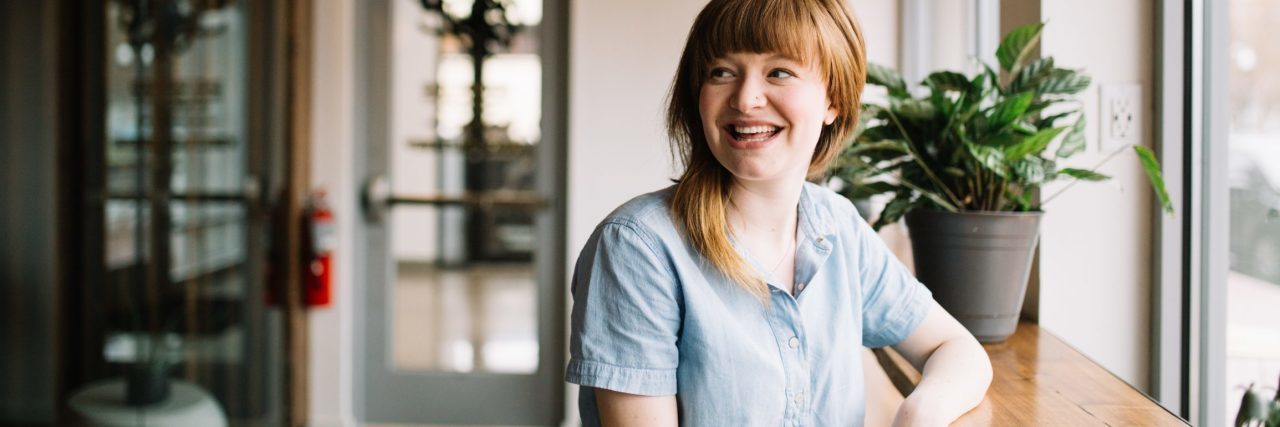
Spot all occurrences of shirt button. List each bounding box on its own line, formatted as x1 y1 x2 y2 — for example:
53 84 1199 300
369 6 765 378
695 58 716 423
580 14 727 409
788 336 799 348
796 282 806 291
794 392 804 405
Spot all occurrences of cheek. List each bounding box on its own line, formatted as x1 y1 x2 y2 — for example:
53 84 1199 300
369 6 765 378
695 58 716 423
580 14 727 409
698 86 721 127
782 95 830 135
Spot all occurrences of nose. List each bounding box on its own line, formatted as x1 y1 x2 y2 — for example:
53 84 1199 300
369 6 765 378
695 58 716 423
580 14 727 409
729 74 766 112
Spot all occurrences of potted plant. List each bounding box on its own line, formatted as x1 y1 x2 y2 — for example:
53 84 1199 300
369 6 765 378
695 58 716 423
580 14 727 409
1236 375 1280 426
832 22 1173 342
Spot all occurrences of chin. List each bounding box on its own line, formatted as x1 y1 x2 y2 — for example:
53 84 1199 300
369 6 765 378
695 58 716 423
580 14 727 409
721 161 787 184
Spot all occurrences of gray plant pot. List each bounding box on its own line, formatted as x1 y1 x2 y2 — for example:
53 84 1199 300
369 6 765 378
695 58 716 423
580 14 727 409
904 209 1042 343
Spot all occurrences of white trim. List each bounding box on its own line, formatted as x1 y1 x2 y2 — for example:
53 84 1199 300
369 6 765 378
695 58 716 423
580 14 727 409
973 0 1001 74
1151 0 1188 418
1198 0 1230 424
899 0 931 85
309 0 358 425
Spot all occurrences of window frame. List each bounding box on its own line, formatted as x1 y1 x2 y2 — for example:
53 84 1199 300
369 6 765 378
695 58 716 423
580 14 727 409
1153 0 1230 424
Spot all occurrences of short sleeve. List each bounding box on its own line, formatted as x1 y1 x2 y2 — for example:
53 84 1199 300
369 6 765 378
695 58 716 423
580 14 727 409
565 220 682 396
854 212 934 348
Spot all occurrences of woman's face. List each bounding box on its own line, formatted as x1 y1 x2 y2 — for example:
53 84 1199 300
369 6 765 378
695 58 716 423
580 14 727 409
699 52 836 185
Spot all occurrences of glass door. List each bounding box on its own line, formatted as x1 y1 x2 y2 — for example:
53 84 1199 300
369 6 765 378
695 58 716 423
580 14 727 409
62 1 290 425
355 0 566 424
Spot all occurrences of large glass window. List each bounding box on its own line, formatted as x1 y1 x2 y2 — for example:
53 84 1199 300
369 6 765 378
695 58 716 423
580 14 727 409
1224 0 1280 424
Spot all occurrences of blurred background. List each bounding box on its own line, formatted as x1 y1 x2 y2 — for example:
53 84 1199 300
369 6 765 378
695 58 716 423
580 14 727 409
0 0 1275 426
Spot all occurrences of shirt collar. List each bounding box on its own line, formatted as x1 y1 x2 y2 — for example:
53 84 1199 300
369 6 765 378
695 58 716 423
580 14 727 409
797 183 837 249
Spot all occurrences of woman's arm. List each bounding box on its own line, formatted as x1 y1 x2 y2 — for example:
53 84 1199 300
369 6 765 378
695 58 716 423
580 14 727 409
889 301 993 426
594 388 678 427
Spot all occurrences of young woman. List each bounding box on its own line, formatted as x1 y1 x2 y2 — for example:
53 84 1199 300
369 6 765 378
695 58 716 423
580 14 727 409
565 0 992 425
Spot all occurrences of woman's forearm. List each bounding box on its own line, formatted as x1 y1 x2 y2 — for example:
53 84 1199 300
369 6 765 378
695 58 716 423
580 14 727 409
893 336 992 425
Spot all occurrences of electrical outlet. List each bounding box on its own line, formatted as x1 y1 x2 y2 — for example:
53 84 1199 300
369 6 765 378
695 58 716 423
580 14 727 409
1098 83 1142 152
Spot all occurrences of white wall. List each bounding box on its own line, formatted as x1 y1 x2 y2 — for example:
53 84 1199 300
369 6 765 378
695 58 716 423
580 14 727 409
1038 0 1155 392
308 1 357 426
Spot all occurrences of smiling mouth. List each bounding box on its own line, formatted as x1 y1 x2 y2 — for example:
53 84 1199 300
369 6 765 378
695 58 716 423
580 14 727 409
726 124 782 144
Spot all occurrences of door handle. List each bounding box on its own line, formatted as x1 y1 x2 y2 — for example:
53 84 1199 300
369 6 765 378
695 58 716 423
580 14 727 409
361 175 548 223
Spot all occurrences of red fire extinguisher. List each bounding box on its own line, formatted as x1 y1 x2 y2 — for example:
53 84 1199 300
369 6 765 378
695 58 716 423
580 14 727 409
304 190 335 307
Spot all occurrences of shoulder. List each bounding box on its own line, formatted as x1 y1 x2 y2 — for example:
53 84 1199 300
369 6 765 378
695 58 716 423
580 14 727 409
590 186 680 250
803 181 859 220
597 186 677 231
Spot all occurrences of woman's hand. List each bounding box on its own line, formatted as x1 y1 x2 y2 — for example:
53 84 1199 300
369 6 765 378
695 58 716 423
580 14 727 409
594 387 678 427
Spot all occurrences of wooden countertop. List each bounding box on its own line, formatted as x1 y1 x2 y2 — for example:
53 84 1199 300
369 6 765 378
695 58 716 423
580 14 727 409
873 321 1190 426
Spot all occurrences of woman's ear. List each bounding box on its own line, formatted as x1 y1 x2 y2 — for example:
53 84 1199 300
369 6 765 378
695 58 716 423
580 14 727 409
824 105 838 125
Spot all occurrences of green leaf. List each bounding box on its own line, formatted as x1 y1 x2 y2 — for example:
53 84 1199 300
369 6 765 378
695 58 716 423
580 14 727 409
976 130 1023 148
967 70 993 104
1011 120 1038 135
1006 187 1032 211
986 92 1036 131
1134 145 1174 214
983 64 1004 96
1058 168 1110 181
873 192 914 231
1014 156 1055 186
1009 57 1055 94
1236 384 1267 427
893 98 937 121
997 22 1045 74
966 143 1010 178
929 86 956 117
1056 116 1087 158
849 139 909 154
842 181 898 200
1005 126 1067 161
848 140 911 163
1036 110 1076 130
868 63 909 98
925 71 970 93
943 166 966 177
1038 69 1092 95
856 125 900 142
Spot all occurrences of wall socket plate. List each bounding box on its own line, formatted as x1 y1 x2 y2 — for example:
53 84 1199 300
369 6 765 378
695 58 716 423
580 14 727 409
1098 83 1142 152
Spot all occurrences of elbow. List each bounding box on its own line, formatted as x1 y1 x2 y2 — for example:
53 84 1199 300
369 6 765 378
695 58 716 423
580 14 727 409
969 338 994 397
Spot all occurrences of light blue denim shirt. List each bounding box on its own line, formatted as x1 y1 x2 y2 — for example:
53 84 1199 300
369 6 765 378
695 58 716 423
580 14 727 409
566 182 934 426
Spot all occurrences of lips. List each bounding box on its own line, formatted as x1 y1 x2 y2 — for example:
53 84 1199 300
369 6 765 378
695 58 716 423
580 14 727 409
723 123 783 149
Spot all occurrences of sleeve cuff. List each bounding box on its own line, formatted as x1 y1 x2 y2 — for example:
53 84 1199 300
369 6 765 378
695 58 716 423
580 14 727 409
865 281 934 347
565 359 677 396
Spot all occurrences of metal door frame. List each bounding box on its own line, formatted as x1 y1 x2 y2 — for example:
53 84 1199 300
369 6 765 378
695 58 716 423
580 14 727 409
352 0 567 423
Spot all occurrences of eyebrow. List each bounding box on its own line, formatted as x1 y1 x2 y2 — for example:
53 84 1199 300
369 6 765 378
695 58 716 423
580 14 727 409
713 53 806 65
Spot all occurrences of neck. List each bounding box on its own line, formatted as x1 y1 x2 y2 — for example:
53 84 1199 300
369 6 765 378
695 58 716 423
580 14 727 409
726 175 805 241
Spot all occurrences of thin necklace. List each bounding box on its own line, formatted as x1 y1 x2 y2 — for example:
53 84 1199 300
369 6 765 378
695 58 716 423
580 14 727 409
769 232 796 276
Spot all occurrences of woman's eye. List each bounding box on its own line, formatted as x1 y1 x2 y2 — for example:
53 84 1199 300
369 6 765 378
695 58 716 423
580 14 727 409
769 69 796 79
709 68 733 79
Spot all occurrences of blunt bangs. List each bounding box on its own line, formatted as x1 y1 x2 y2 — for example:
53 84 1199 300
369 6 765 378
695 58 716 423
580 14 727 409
691 0 827 80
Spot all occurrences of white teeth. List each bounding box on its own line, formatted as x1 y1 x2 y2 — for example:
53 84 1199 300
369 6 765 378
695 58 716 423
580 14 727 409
733 125 778 134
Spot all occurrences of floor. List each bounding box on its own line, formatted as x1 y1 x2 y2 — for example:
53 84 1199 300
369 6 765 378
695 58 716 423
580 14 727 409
391 262 539 374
